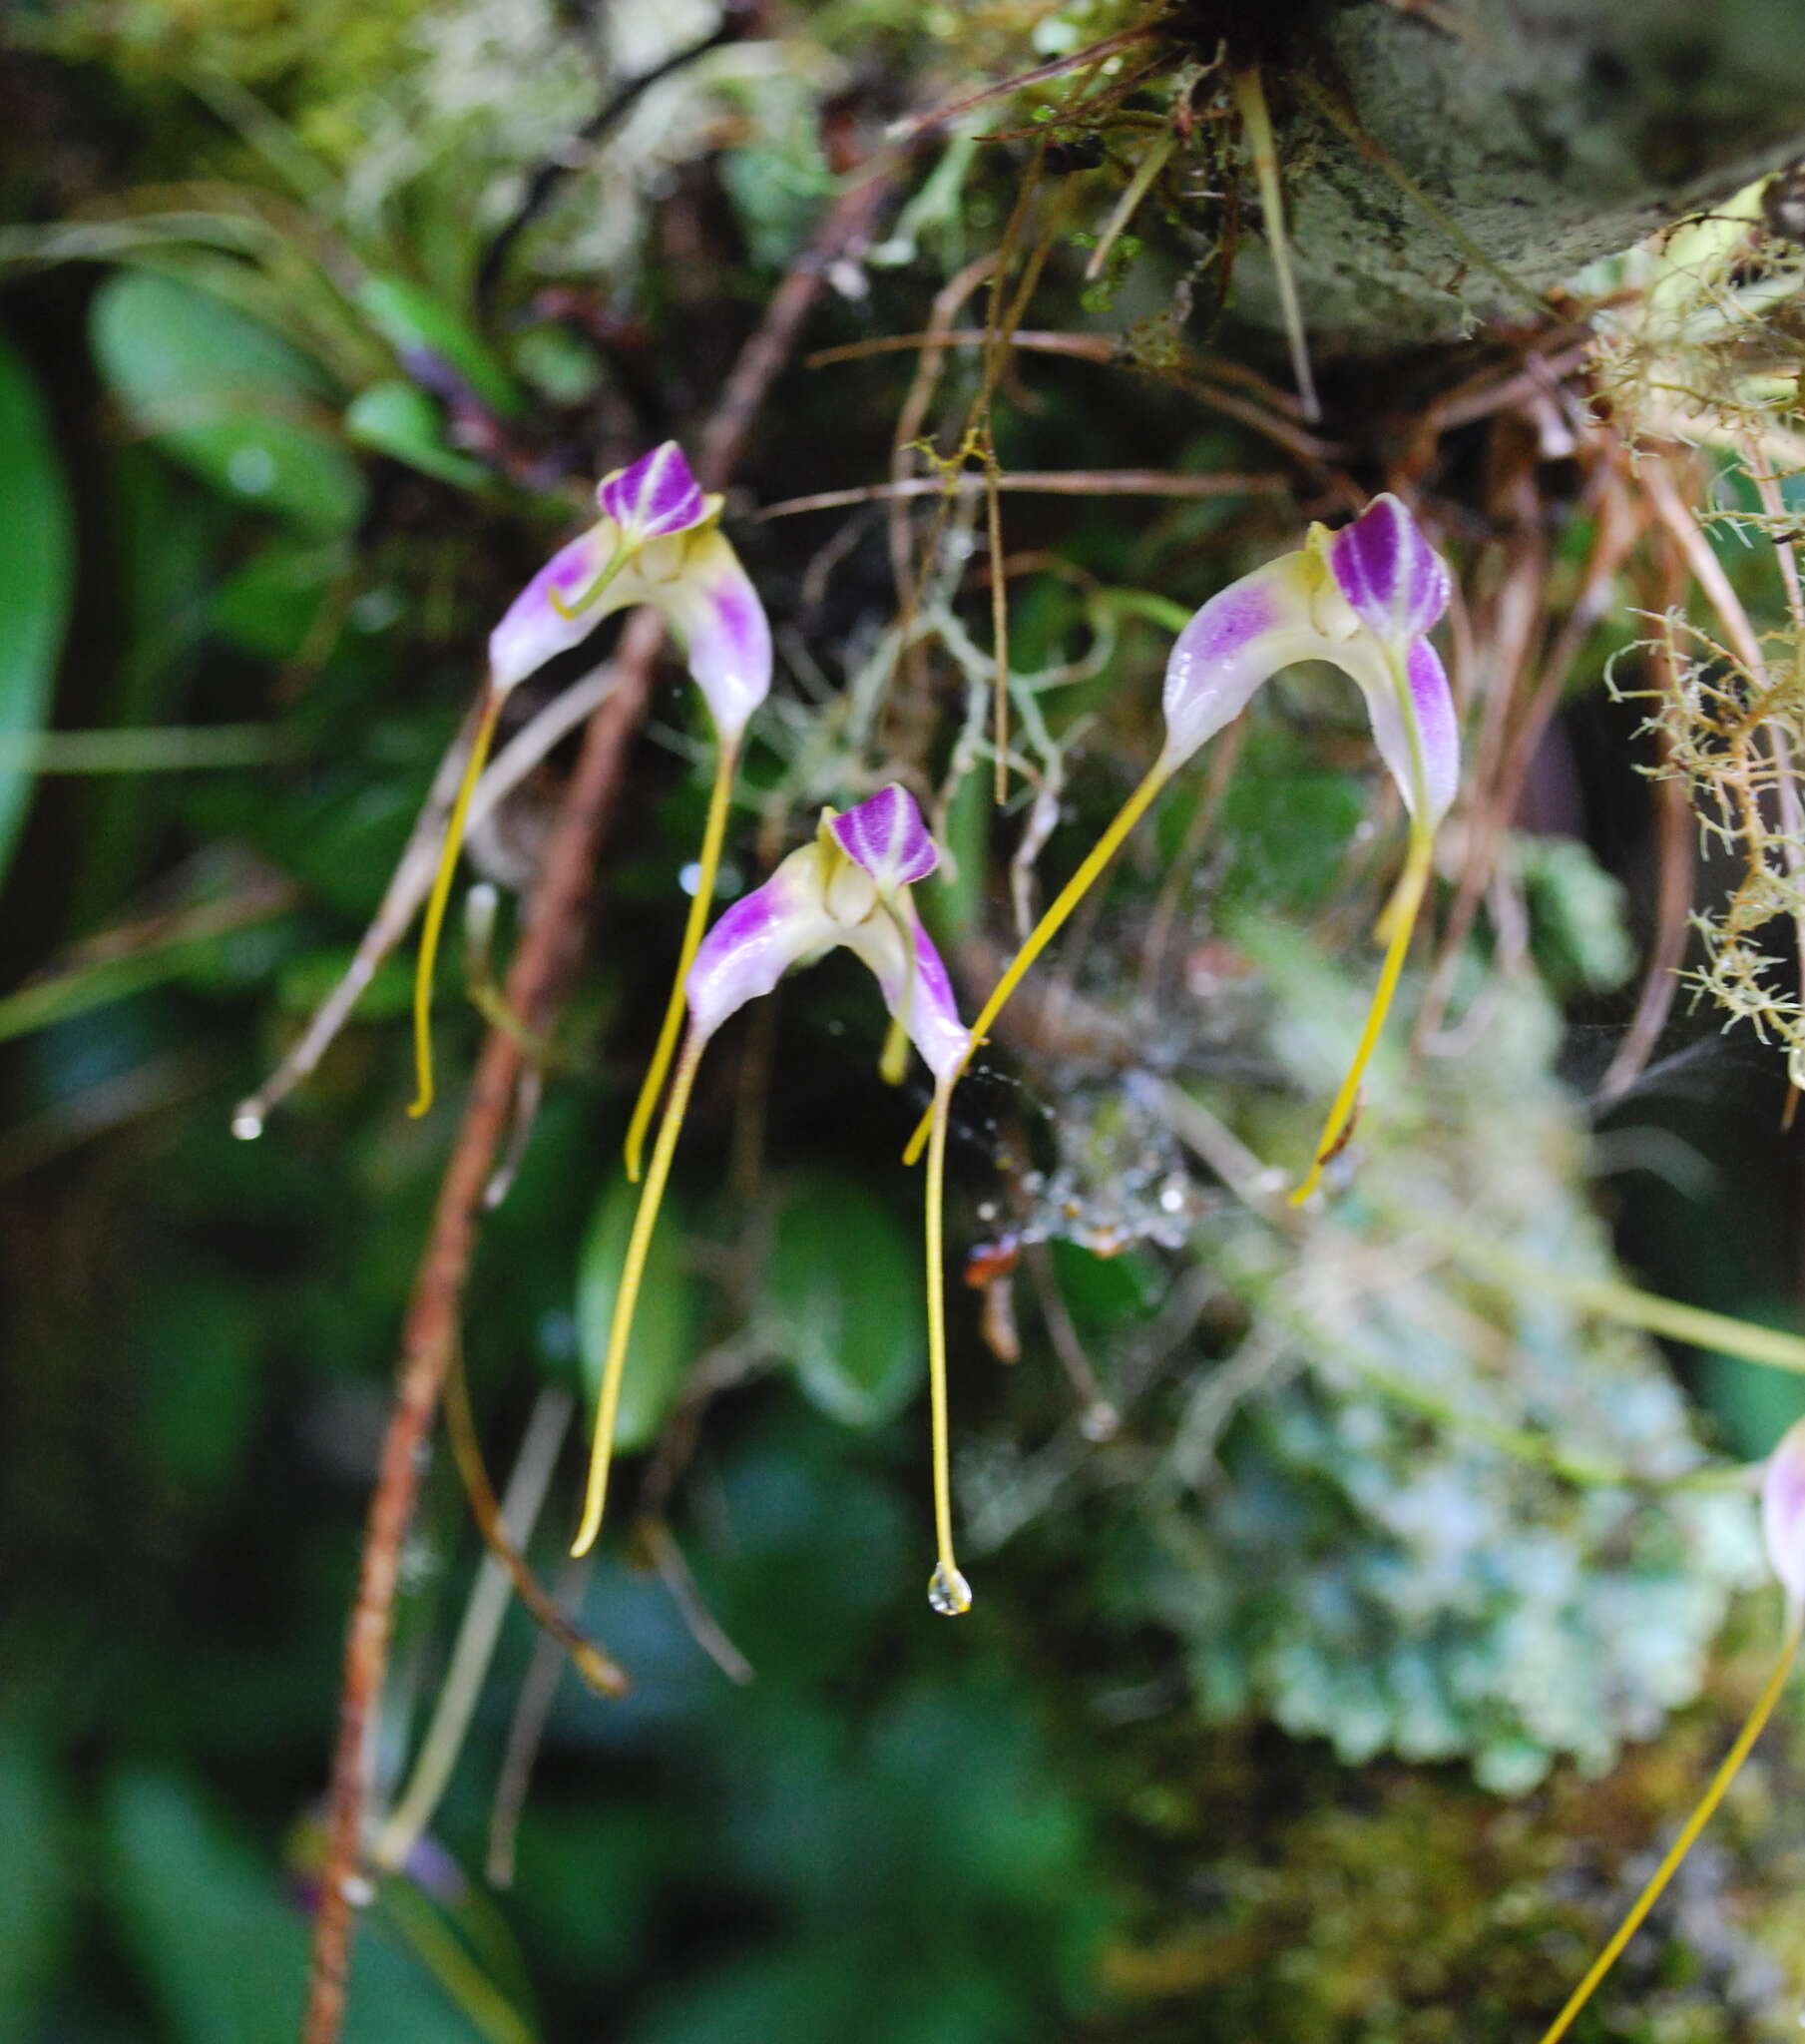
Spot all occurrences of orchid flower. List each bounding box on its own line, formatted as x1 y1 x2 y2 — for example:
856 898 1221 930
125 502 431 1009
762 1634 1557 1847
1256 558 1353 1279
1533 1418 1805 2044
569 783 978 1619
902 493 1458 1201
408 441 771 1133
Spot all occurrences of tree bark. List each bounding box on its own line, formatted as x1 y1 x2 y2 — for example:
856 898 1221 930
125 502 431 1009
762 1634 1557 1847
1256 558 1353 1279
1237 0 1805 347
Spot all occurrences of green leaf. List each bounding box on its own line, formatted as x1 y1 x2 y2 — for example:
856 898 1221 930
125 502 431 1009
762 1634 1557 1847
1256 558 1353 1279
0 335 74 895
345 381 490 490
355 274 524 420
105 1773 491 2044
1047 1237 1161 1336
575 1177 696 1455
90 270 365 536
764 1172 924 1427
0 1730 73 2038
211 537 346 660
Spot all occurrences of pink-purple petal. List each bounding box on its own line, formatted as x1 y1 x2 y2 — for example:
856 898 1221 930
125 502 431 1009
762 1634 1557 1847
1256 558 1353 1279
1405 637 1460 824
1337 633 1460 826
684 855 837 1043
1160 554 1333 770
829 783 939 889
1327 493 1451 646
598 441 707 543
658 530 772 741
844 914 971 1082
487 525 614 694
1763 1418 1805 1615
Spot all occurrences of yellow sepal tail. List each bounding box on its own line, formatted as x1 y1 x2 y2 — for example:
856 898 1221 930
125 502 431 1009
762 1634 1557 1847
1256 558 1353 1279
923 1077 970 1613
901 759 1171 1167
624 740 739 1182
1534 1621 1802 2044
572 1031 703 1557
409 693 502 1120
1289 828 1433 1205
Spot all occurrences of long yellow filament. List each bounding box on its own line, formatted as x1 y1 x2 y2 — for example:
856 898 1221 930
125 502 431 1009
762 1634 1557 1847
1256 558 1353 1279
409 692 502 1119
902 759 1171 1166
923 1077 971 1614
572 1030 703 1557
1290 827 1433 1204
1534 1621 1802 2044
624 740 739 1181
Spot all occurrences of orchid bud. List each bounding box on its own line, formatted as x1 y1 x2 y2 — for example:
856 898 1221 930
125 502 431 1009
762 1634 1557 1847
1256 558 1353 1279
574 785 976 1619
903 493 1461 1207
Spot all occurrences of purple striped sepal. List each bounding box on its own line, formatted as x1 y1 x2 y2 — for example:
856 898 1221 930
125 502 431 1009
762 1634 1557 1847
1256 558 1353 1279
597 442 709 546
1158 492 1459 825
685 785 970 1080
828 781 939 891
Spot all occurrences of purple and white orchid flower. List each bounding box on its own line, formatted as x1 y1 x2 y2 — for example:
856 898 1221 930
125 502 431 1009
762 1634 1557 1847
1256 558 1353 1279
407 441 772 1136
1532 1419 1805 2044
572 783 977 1620
487 442 770 742
903 493 1460 1201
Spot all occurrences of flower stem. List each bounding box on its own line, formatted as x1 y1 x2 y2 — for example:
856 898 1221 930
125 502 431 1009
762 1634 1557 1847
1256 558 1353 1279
624 739 737 1181
1535 1620 1802 2044
902 758 1170 1166
573 1029 704 1557
409 692 501 1119
1291 826 1433 1204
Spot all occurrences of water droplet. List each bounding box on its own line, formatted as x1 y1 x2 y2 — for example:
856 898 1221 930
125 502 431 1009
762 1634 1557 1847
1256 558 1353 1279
678 860 702 897
927 1562 972 1616
230 1108 263 1141
339 1872 375 1908
226 444 276 496
1080 1402 1121 1443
